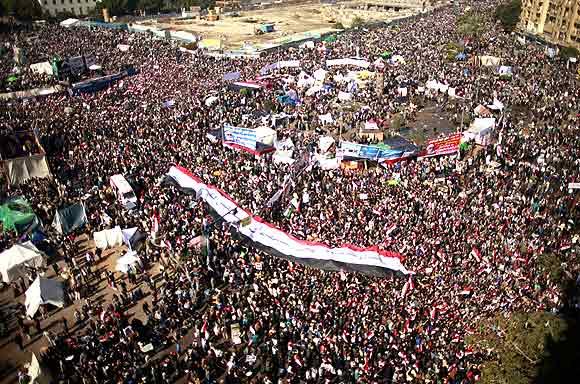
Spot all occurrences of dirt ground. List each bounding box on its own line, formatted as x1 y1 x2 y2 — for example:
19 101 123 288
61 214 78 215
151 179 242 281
146 2 419 50
0 235 163 384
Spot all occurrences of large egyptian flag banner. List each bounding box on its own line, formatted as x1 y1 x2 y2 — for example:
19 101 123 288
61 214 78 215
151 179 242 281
165 165 412 276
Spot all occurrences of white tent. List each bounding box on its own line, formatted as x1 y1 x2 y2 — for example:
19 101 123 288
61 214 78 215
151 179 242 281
273 138 295 165
255 127 276 146
93 226 123 250
297 71 315 88
205 96 218 107
30 62 54 76
338 91 352 101
464 118 495 145
25 277 64 318
60 18 79 28
0 242 46 283
313 68 327 82
116 250 140 273
318 136 335 153
28 353 42 382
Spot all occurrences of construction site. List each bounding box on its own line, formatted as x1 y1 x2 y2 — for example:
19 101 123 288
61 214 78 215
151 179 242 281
138 0 441 51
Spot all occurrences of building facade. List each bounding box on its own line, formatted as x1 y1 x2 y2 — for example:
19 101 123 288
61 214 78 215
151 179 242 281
520 0 580 48
37 0 98 17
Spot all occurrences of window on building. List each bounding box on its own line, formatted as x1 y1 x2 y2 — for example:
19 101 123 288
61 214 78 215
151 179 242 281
61 0 64 4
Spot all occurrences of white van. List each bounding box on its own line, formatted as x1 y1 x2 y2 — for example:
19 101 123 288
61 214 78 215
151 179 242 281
110 174 138 210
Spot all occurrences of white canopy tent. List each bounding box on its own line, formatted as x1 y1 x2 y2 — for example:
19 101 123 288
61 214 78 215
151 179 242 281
465 118 496 145
25 277 65 318
255 127 276 146
93 226 123 250
0 242 46 283
60 18 79 28
116 250 140 273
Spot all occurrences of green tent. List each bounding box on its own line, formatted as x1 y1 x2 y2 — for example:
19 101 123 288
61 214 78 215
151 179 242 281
323 35 337 43
0 197 36 233
6 75 18 83
381 51 392 59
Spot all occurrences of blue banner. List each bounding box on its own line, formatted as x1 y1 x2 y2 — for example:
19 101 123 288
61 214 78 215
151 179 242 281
337 141 403 160
223 125 257 150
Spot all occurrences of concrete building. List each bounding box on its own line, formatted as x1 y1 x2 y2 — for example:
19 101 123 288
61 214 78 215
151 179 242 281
37 0 98 17
520 0 580 48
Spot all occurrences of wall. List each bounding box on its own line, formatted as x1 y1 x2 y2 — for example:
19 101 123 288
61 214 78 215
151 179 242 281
37 0 98 16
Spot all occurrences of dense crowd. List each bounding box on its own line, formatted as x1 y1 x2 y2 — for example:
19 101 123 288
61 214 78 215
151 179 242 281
1 0 579 383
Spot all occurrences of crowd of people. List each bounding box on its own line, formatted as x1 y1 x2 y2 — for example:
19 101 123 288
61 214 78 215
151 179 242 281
1 0 579 382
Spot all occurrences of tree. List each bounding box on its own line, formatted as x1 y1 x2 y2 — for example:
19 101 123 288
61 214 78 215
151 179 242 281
457 13 484 40
95 0 135 16
560 46 579 59
495 0 522 32
1 0 43 20
467 312 577 384
350 16 364 29
137 0 164 13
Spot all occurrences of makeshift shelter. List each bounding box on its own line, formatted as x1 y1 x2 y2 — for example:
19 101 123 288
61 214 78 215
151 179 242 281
0 197 40 234
0 241 46 283
323 35 337 43
1 130 51 185
464 118 495 145
59 18 79 28
498 65 513 79
476 55 501 66
205 96 219 106
313 68 327 82
28 353 42 383
258 24 274 33
30 62 54 76
93 226 123 250
52 203 87 234
122 227 146 251
3 154 51 185
198 39 222 50
389 55 406 65
487 98 504 111
116 250 140 273
25 277 65 318
318 136 335 153
273 138 295 164
474 104 493 117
